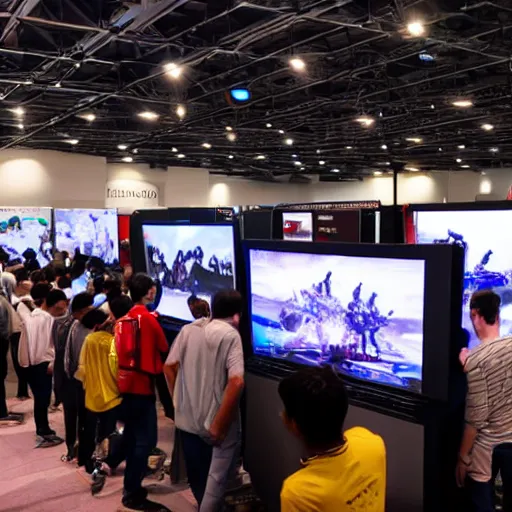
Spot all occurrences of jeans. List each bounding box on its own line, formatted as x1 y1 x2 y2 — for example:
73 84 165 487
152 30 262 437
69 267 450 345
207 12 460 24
467 443 512 512
0 337 8 418
62 378 86 457
121 394 157 503
26 362 53 436
10 333 28 398
181 422 241 512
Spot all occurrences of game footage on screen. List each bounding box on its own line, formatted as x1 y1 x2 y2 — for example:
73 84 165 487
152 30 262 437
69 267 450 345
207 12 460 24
55 209 119 265
143 224 235 322
0 207 53 267
282 212 313 242
250 249 425 392
416 209 512 349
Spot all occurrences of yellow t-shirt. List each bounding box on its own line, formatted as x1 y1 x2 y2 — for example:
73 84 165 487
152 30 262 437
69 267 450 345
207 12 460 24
75 331 122 413
281 427 386 512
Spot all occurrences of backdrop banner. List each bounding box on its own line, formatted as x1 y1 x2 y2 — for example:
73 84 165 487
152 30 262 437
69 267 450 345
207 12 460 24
105 179 160 214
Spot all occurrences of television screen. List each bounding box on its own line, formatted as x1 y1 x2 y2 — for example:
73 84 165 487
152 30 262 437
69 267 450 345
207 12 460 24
0 207 53 267
249 249 425 393
282 212 313 241
143 224 235 321
415 209 512 349
54 208 119 265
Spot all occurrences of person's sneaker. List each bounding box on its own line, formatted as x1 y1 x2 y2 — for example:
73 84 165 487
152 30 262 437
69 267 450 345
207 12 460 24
0 414 24 427
49 404 62 413
91 468 107 495
120 497 171 511
35 434 64 448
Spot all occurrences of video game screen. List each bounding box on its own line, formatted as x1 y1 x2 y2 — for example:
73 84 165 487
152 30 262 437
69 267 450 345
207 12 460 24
415 209 512 349
282 212 313 242
249 249 425 393
0 207 53 267
143 224 235 321
54 208 119 265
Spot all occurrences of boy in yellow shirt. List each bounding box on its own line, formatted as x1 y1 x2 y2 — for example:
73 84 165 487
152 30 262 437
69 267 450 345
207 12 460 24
279 366 386 512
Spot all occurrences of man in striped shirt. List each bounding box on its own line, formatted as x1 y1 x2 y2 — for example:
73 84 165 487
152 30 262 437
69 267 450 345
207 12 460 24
457 290 512 511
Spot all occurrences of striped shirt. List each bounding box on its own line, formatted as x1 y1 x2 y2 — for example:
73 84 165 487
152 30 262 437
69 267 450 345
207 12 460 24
465 336 512 482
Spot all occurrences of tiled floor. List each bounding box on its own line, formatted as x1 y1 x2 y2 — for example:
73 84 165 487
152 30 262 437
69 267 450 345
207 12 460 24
1 366 197 512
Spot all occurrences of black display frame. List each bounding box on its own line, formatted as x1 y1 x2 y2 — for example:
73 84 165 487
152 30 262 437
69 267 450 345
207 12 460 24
243 239 464 403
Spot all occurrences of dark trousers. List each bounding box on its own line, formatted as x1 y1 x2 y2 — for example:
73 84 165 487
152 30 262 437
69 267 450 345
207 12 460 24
9 333 29 398
0 337 8 418
62 378 86 457
26 362 52 436
122 394 157 502
467 443 512 512
155 373 174 420
82 405 122 468
180 430 213 508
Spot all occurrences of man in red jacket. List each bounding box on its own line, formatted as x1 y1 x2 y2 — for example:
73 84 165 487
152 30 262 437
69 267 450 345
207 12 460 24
121 273 170 512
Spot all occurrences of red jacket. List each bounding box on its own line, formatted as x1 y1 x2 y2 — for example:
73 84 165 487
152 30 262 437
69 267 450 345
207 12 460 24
117 305 168 396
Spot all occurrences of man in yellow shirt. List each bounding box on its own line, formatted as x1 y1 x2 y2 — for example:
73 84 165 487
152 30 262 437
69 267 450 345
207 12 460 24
279 366 386 512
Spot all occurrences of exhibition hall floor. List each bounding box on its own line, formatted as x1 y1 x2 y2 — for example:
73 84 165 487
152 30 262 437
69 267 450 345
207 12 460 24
0 373 197 512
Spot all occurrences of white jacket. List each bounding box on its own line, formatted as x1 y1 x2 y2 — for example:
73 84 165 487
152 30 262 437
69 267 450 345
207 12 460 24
19 308 55 368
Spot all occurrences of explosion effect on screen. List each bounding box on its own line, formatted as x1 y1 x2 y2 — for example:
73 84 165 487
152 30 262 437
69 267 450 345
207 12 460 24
249 249 425 393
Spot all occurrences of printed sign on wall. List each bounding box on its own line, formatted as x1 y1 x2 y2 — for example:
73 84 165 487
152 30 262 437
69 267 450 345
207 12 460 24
105 179 160 214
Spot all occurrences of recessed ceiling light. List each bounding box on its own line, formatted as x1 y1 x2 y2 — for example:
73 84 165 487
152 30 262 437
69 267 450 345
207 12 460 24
438 147 443 152
171 147 178 152
300 167 305 171
164 62 182 79
381 144 388 150
255 155 266 160
481 123 494 131
266 123 272 128
490 147 499 153
225 126 233 131
82 113 96 122
345 146 353 150
405 166 419 172
331 168 340 173
133 149 139 154
316 149 321 154
458 144 466 149
294 161 302 166
202 143 212 149
138 111 159 121
452 100 473 108
74 62 81 69
278 129 285 134
406 137 423 143
118 144 128 150
122 156 133 163
461 164 470 168
228 155 234 159
10 107 24 116
227 132 237 142
481 171 486 176
319 160 325 165
54 82 62 88
176 105 186 119
374 171 383 176
355 116 374 127
456 158 462 163
16 123 23 130
292 154 298 158
23 80 33 85
177 153 185 158
407 21 425 37
284 138 294 146
65 139 79 145
289 57 306 71
419 52 435 62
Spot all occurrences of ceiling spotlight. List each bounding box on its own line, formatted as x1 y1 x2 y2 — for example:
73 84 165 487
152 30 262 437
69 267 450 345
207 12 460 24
255 155 266 160
229 88 251 103
331 168 340 173
345 146 353 149
406 137 423 143
452 100 473 108
456 158 462 163
278 129 285 134
405 166 419 172
176 105 186 119
138 111 159 121
10 107 24 116
419 52 435 62
54 82 62 88
381 144 388 150
461 164 470 168
225 126 233 131
294 161 302 166
82 113 96 122
227 132 237 142
23 80 33 86
289 57 306 71
133 149 139 154
430 104 435 109
292 154 298 158
164 62 182 79
316 149 321 154
458 145 466 149
118 144 128 150
284 138 294 146
171 147 178 153
266 123 272 128
355 116 374 127
228 155 234 159
407 21 425 37
177 153 185 159
490 147 499 153
438 147 443 152
65 139 79 145
481 123 494 131
74 62 81 69
374 171 383 176
16 123 23 130
202 143 212 149
481 171 487 176
319 160 325 165
122 156 133 163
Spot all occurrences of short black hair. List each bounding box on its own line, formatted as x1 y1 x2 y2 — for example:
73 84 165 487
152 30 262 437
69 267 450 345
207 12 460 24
70 259 87 280
30 269 46 284
71 292 94 314
278 366 349 449
187 295 199 306
109 295 133 320
57 276 72 290
0 247 9 264
14 268 29 284
129 273 155 303
81 308 109 330
43 265 56 284
470 290 501 325
211 290 243 319
31 283 51 304
46 289 68 308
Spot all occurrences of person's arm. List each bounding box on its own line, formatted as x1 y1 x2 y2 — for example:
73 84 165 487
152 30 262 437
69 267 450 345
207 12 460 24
75 337 88 385
148 314 169 354
64 323 75 378
163 330 183 398
108 337 118 379
281 481 308 512
208 333 245 444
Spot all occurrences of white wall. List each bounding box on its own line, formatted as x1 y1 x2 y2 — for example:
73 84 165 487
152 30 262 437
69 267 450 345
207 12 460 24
0 148 510 208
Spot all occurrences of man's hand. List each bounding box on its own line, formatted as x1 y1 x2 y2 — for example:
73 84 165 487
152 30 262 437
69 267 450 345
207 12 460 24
208 423 227 446
47 365 53 375
459 348 470 367
456 457 470 488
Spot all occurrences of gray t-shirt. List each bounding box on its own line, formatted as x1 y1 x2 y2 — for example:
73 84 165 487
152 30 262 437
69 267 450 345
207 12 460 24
166 318 244 437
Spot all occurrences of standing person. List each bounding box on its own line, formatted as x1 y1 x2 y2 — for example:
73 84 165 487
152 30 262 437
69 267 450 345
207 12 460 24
456 291 512 511
19 286 69 447
120 273 170 512
164 290 245 511
278 366 386 512
54 292 93 461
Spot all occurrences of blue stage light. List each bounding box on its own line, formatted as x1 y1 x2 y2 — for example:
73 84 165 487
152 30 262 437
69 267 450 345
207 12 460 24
230 88 251 102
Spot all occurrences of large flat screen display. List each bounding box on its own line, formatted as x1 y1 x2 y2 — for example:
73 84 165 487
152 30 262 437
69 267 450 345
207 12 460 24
54 208 119 265
0 207 52 266
415 209 512 349
143 224 235 321
249 248 425 393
